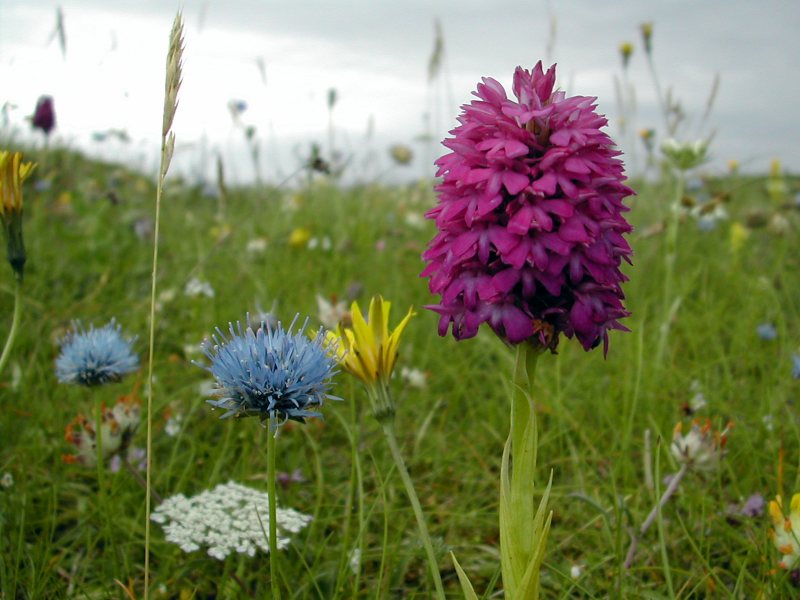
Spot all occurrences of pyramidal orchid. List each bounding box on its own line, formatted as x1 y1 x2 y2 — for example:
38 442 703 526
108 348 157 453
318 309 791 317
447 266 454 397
422 62 634 599
422 61 633 354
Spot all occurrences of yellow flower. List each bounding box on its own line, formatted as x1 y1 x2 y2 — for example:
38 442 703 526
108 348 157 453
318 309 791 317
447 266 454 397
619 42 634 68
727 159 739 174
288 227 311 248
640 22 653 53
0 151 36 220
769 493 800 569
325 295 414 386
770 158 782 179
389 144 413 166
729 222 750 254
0 151 36 278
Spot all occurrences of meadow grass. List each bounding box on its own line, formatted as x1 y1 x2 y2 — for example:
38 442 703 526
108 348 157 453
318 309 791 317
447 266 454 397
1 145 799 598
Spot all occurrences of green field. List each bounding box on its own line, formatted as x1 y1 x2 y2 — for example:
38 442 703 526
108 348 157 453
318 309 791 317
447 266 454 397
1 145 800 598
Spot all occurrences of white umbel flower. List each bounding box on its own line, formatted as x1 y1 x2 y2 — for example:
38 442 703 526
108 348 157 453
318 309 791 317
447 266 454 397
151 481 312 560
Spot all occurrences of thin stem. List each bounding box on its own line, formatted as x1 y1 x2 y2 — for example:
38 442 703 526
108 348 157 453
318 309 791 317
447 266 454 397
655 171 685 366
624 463 689 569
645 52 671 135
0 278 22 377
381 421 445 600
267 417 282 600
143 143 165 600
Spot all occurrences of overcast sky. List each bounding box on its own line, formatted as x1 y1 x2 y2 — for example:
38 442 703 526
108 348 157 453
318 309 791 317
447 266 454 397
1 0 798 184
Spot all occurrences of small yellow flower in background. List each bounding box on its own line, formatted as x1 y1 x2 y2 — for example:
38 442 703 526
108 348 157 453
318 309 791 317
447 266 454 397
670 419 732 472
640 22 653 54
325 295 414 387
766 158 788 204
210 222 231 243
728 159 740 174
769 493 800 569
770 158 782 179
389 144 413 166
619 42 634 69
639 128 656 154
288 227 311 248
729 222 750 254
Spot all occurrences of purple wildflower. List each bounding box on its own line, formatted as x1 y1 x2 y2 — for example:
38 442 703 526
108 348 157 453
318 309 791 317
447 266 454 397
421 62 633 351
740 493 765 518
32 96 56 136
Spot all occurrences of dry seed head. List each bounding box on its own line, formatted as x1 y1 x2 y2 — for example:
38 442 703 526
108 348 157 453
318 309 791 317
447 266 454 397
162 132 176 176
162 13 185 138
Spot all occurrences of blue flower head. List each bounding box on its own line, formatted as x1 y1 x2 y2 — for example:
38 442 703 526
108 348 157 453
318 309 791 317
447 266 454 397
56 319 139 386
198 314 339 427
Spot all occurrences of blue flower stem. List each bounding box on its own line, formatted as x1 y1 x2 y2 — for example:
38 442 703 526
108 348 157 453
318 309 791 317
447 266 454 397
656 170 685 366
0 278 22 378
380 419 446 600
267 415 282 600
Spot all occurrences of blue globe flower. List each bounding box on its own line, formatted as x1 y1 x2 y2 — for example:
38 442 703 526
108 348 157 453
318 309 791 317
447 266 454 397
198 315 339 426
56 319 139 386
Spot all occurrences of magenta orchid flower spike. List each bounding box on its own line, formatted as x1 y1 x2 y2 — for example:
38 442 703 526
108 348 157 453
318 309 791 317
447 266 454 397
422 62 634 353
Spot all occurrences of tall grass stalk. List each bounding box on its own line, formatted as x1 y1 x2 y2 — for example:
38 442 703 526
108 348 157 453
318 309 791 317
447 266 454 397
144 13 184 599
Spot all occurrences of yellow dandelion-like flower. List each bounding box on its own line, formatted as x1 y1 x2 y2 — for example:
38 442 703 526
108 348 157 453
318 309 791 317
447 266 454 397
324 295 414 387
0 151 36 278
769 494 800 569
0 151 36 219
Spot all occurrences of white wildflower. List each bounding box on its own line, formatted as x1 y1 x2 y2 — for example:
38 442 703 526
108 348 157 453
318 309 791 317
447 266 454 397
151 481 312 560
316 294 349 330
400 366 427 390
1 472 13 489
246 237 268 254
307 236 332 251
155 288 177 312
404 212 425 230
184 277 215 298
688 379 707 412
763 414 774 432
570 564 583 580
671 419 732 472
348 547 361 575
165 413 184 437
